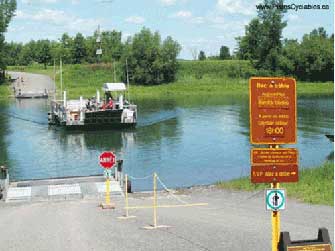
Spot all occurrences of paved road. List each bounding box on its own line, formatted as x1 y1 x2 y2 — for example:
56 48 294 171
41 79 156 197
7 71 55 96
0 187 332 251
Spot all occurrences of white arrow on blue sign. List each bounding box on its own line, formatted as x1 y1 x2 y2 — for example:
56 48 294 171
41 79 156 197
266 189 286 211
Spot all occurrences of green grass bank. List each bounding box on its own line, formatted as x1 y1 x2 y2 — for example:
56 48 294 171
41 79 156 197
216 161 334 206
8 61 334 99
0 80 11 99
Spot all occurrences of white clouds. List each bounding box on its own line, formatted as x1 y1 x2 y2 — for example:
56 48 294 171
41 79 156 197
171 10 205 24
160 0 176 6
22 0 58 4
173 10 192 18
287 14 299 22
15 9 101 33
22 0 80 5
216 0 256 16
125 16 145 24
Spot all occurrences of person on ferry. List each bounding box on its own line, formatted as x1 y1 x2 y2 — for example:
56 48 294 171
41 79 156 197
107 97 114 109
86 98 91 110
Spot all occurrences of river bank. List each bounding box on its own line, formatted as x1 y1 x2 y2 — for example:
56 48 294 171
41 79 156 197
7 64 334 99
0 80 11 99
216 161 334 206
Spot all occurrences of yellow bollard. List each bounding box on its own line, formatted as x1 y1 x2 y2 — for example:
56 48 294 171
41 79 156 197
125 174 129 217
271 182 280 251
153 172 157 228
142 172 170 230
105 177 110 205
117 174 136 219
101 173 115 209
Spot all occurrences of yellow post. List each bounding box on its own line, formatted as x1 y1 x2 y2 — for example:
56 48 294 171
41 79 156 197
153 172 157 228
271 182 280 251
271 145 280 251
125 174 129 217
117 174 136 219
105 177 110 205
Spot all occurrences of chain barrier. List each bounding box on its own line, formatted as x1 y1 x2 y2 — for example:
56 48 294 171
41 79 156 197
156 175 189 205
128 174 152 180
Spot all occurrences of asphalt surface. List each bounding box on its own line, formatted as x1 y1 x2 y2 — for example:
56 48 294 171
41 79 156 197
7 71 55 95
0 186 333 251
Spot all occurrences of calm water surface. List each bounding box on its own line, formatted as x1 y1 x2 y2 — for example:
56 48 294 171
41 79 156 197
0 95 333 190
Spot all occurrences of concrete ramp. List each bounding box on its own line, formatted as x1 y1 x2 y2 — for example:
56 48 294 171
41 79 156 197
6 176 123 203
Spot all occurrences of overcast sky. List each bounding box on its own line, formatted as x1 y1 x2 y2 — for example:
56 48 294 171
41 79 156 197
5 0 334 59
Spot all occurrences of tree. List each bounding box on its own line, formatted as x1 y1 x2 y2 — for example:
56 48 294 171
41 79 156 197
71 33 87 64
219 46 231 60
36 40 52 69
58 33 73 64
236 18 263 60
296 28 333 81
189 47 198 60
18 40 37 65
0 0 17 81
236 0 286 71
198 50 206 61
3 41 22 65
101 30 123 62
257 0 287 71
161 36 181 82
122 27 181 85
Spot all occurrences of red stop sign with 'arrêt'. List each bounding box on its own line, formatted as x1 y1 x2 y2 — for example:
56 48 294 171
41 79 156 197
99 152 116 169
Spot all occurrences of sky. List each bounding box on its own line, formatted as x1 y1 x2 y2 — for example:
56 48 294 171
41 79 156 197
5 0 334 59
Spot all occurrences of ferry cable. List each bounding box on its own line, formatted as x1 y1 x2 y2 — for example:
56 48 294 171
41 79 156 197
3 111 47 126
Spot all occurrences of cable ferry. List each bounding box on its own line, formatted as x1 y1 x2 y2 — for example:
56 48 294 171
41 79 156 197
48 83 137 129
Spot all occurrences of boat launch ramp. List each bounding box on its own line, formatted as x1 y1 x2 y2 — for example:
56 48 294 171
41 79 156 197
5 175 123 203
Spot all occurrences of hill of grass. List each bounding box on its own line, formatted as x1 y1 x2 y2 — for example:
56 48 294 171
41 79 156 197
7 60 334 100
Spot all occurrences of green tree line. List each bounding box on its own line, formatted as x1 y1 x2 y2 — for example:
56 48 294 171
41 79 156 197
4 28 181 85
235 0 333 81
0 0 16 82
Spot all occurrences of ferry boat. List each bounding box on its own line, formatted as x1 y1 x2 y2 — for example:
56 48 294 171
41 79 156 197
48 83 137 129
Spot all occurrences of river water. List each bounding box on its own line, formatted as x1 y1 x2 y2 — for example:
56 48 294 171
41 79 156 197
0 95 333 190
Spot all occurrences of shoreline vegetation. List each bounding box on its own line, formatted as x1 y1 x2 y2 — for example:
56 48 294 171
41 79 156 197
4 61 334 100
216 161 334 206
0 80 11 99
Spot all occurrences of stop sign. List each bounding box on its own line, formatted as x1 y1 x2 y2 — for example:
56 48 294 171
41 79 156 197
99 152 116 169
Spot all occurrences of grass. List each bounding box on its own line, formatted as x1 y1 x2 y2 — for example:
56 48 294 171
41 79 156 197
0 80 12 99
7 63 334 100
216 161 334 206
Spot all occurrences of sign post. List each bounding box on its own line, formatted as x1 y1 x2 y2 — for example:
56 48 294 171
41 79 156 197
99 151 116 209
250 77 297 251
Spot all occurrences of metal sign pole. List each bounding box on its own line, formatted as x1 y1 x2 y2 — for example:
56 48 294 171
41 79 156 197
271 144 280 251
271 182 280 251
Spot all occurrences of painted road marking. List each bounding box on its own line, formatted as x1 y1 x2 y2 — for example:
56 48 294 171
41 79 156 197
95 181 122 193
48 184 81 196
6 187 32 199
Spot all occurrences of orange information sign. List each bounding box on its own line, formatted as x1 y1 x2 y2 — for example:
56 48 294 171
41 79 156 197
251 165 298 183
249 77 297 144
251 148 298 165
287 244 332 251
